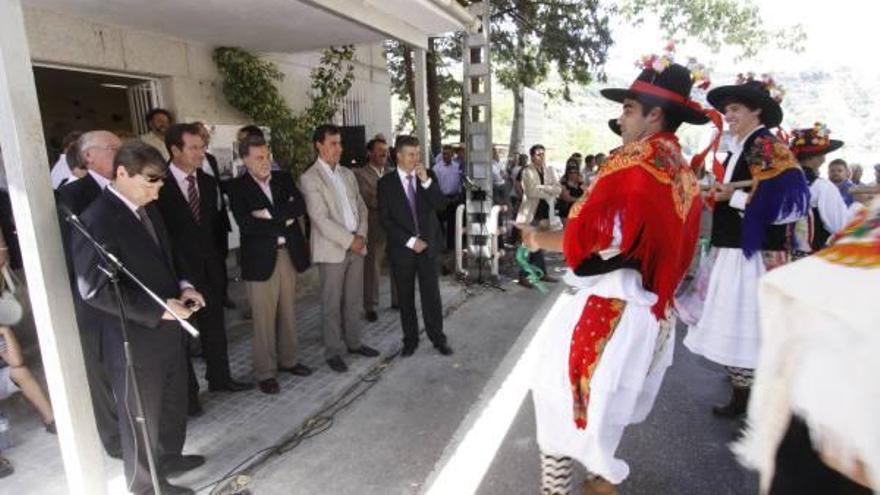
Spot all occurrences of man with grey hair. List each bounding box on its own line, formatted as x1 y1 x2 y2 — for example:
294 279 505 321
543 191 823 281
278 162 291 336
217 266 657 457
57 129 123 458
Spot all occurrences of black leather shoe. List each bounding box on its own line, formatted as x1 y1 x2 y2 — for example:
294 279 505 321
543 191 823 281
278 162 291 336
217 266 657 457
540 275 559 283
712 386 750 418
157 482 195 495
435 343 454 356
365 310 378 322
161 454 205 477
279 363 313 377
326 356 348 373
258 378 280 395
518 278 535 289
208 379 254 392
401 344 417 357
187 401 203 418
348 345 380 357
106 445 123 460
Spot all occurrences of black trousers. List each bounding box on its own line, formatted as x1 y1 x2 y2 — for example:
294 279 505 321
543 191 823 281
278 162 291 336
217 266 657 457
193 262 232 387
519 249 547 280
770 416 872 495
105 325 188 495
391 253 446 348
77 319 121 454
440 195 461 251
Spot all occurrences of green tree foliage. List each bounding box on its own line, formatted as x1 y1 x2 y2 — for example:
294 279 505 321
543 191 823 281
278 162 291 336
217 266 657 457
213 46 355 176
388 0 803 155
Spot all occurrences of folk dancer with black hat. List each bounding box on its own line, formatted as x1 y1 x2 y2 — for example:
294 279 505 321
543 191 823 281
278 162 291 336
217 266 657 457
683 74 810 418
788 123 852 257
522 58 710 495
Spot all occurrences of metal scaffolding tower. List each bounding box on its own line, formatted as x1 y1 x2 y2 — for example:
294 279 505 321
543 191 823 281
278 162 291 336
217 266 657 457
459 0 500 284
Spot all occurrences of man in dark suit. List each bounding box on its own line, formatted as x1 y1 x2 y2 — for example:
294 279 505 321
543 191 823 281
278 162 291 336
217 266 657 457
378 135 453 357
195 122 235 308
156 123 252 397
227 135 312 394
72 141 204 495
56 130 122 457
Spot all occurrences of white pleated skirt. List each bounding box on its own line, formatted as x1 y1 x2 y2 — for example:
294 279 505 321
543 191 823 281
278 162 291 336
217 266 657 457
531 269 674 484
684 247 764 369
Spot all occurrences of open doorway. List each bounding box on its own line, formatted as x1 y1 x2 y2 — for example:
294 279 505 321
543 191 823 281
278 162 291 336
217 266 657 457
32 65 159 164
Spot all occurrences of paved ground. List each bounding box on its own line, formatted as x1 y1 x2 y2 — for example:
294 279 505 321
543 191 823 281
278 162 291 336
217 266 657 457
476 328 760 495
0 268 473 495
2 253 763 495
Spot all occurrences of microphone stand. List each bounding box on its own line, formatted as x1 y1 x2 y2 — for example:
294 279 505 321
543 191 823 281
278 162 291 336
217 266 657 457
64 207 200 495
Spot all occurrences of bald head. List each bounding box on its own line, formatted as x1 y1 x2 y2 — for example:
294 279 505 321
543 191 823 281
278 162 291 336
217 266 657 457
80 131 121 180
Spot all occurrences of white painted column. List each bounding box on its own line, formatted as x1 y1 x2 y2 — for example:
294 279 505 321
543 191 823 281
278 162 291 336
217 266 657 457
412 47 430 168
0 1 106 493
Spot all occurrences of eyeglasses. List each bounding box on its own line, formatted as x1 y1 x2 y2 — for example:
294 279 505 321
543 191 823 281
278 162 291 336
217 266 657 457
140 173 166 184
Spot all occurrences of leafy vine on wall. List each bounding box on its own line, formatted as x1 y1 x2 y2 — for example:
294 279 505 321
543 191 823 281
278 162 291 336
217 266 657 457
212 45 355 176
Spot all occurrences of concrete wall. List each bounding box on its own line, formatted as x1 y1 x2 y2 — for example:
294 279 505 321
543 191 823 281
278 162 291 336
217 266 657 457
22 6 393 135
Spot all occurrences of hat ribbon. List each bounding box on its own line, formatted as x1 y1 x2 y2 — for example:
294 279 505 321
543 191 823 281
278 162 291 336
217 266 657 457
630 80 704 113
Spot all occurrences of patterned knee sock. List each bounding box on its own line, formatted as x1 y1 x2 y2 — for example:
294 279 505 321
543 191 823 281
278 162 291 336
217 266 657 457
726 366 755 388
540 453 574 494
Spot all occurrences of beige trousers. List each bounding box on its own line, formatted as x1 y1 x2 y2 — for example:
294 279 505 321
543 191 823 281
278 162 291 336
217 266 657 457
246 249 299 381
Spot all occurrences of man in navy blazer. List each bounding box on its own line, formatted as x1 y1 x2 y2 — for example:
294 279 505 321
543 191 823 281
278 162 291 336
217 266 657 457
378 135 453 357
227 135 312 395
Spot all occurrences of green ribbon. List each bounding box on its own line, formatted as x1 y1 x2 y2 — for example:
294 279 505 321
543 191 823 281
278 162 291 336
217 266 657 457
516 245 548 293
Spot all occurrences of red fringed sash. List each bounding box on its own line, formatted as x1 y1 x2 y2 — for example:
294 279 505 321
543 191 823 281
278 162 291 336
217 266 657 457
563 133 702 319
569 295 626 429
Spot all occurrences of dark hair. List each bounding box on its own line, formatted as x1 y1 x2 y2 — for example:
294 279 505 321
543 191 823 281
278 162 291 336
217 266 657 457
114 140 167 176
237 125 264 139
640 104 684 133
595 153 607 162
394 135 420 153
584 154 595 164
828 158 848 168
66 137 85 172
366 137 387 151
719 98 761 118
312 124 341 147
571 152 583 159
442 144 454 152
239 134 268 159
145 108 172 125
565 158 579 169
62 131 83 150
164 123 202 156
529 144 545 158
517 153 529 168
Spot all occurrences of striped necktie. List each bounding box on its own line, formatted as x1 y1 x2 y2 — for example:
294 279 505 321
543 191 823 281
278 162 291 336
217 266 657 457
186 175 201 223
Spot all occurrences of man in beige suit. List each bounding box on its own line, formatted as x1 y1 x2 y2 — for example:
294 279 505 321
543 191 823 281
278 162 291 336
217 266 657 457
301 125 379 373
514 144 562 288
354 137 398 322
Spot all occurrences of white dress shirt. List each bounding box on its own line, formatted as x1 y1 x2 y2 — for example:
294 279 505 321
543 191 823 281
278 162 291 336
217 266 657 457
318 158 358 232
397 167 432 250
724 125 764 211
51 155 74 189
88 169 112 190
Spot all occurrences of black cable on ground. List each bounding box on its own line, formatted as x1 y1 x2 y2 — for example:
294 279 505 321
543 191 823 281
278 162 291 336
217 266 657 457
196 287 483 494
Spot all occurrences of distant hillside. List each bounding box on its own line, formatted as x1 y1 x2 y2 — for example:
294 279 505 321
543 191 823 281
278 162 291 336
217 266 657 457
494 68 879 171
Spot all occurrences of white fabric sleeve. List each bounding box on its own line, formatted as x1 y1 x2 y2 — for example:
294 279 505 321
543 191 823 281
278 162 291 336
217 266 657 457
598 214 623 260
730 190 749 211
420 178 432 189
815 180 849 236
406 237 417 250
